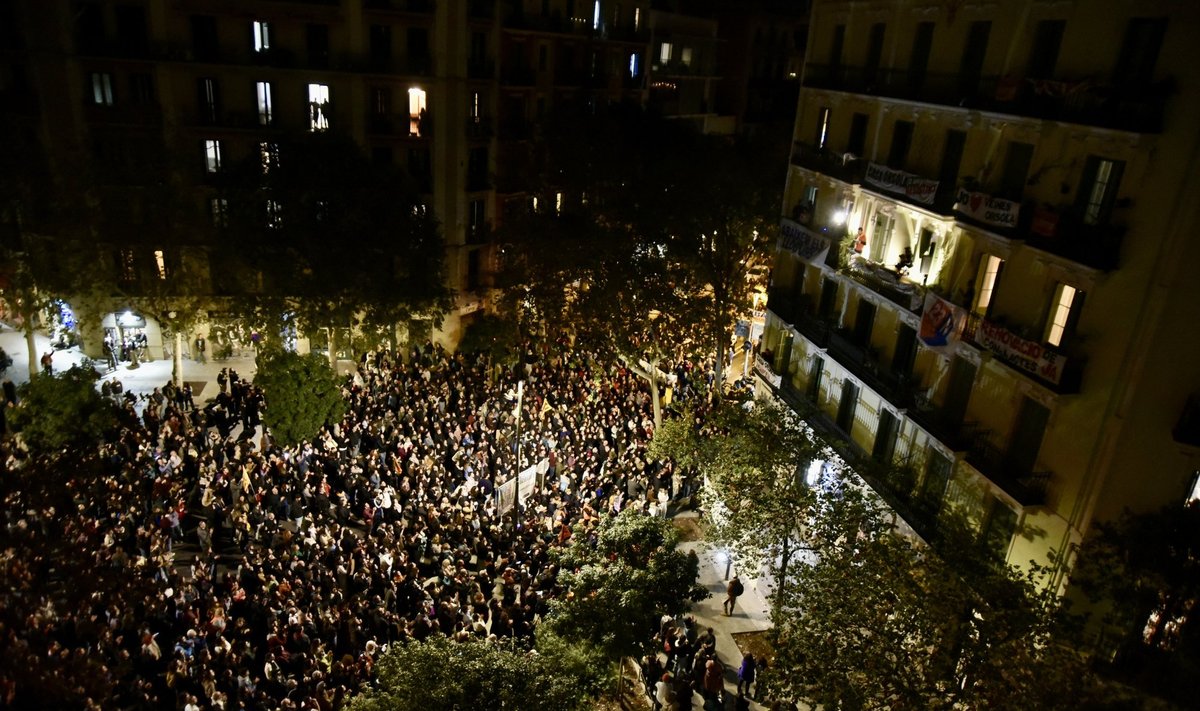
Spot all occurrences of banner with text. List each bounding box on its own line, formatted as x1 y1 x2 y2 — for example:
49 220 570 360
496 458 547 516
976 320 1065 384
954 189 1021 229
918 293 967 353
865 162 940 205
754 353 783 388
778 218 831 264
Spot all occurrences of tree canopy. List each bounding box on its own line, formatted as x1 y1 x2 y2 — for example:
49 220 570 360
8 364 119 455
254 351 346 447
345 635 595 711
545 508 706 669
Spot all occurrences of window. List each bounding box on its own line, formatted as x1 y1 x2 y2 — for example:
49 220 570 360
371 24 393 69
90 72 114 106
659 42 672 64
959 21 991 95
470 90 481 120
210 198 228 227
847 112 868 156
864 23 886 83
555 191 563 215
908 22 934 91
256 81 273 125
593 0 601 30
408 86 427 136
974 254 1003 315
130 73 155 104
998 141 1034 199
1080 156 1124 226
119 249 137 283
628 52 640 77
198 77 219 123
816 107 831 149
204 139 222 173
259 142 279 174
115 5 148 56
1187 470 1200 504
1113 18 1168 85
680 47 693 67
803 184 818 207
469 199 485 238
1044 282 1082 347
634 7 640 32
266 200 281 229
191 15 218 61
887 120 914 169
830 24 845 69
253 21 270 53
308 83 330 131
153 250 168 280
1027 19 1065 80
306 24 329 68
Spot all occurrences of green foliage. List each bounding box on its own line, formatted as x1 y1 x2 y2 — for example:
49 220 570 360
457 312 521 365
651 399 825 592
254 351 346 447
546 508 707 665
344 636 590 711
9 364 118 454
771 487 1099 710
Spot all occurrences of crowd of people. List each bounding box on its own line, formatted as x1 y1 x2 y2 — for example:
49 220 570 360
0 341 737 710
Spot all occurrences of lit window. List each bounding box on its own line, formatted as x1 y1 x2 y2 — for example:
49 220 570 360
91 73 114 106
204 139 222 173
634 8 640 31
659 42 672 64
593 1 601 30
408 87 427 136
308 83 330 131
470 90 481 121
555 192 563 215
816 107 831 149
1044 283 1077 347
1084 158 1119 226
629 52 640 77
119 250 137 282
1187 471 1200 504
253 21 270 52
154 250 167 280
266 200 282 229
531 196 540 213
681 47 693 67
975 254 1003 315
259 142 279 174
256 81 273 125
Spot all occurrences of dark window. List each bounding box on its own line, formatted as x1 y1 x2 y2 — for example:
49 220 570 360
370 25 392 70
115 5 148 56
191 16 218 61
874 409 899 463
942 356 976 424
130 72 155 104
196 77 220 124
1005 396 1050 476
467 146 488 189
830 24 846 69
470 31 486 63
920 451 952 515
307 24 330 68
892 322 917 379
408 28 430 73
908 22 934 92
852 300 876 347
1027 19 1066 80
818 277 839 321
836 380 858 433
958 21 990 97
806 357 824 402
847 112 868 156
74 3 104 55
864 23 886 84
917 227 936 274
1076 155 1125 226
370 87 390 116
887 120 914 169
938 129 966 199
997 141 1034 200
467 249 482 291
1113 18 1168 86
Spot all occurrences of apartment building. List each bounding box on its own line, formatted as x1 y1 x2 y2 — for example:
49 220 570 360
0 0 654 356
760 0 1200 589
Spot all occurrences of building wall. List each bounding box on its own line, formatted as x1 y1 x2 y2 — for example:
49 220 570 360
768 0 1200 587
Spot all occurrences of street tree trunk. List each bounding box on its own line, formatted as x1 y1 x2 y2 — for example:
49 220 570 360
23 315 38 378
775 536 792 617
327 326 337 372
173 331 184 387
713 326 729 398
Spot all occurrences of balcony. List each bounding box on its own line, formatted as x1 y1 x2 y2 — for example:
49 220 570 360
961 313 1085 395
803 64 1171 134
841 255 925 313
367 113 426 137
962 437 1050 508
790 141 866 185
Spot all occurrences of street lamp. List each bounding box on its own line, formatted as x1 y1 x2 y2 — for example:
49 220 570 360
512 380 525 541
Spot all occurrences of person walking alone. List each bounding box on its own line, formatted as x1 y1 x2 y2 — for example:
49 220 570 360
723 575 744 616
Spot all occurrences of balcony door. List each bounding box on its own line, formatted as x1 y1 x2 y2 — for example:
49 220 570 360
836 380 859 433
873 408 899 463
891 323 917 381
852 300 876 348
920 450 953 514
807 356 824 402
942 355 976 425
818 278 839 322
1004 396 1049 476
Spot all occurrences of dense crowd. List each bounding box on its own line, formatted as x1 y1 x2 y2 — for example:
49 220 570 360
0 342 719 710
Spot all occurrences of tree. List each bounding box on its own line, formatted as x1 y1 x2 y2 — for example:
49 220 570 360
8 364 119 455
218 131 450 368
1071 502 1200 705
457 311 521 380
254 351 346 447
545 508 707 688
650 398 826 612
344 635 593 711
771 487 1099 710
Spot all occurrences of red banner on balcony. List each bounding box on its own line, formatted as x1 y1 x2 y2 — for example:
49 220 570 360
778 218 831 263
865 162 939 205
976 319 1065 384
954 189 1020 229
918 293 966 353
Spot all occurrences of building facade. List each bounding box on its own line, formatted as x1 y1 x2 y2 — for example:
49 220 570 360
762 0 1200 590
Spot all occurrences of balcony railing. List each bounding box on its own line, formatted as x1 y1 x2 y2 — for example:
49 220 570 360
803 64 1171 134
790 141 866 185
962 438 1050 508
961 313 1085 394
954 194 1126 271
841 255 925 313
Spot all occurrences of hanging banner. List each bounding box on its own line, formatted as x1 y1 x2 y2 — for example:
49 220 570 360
778 218 831 264
754 353 782 388
496 458 547 516
918 293 967 352
976 320 1066 384
954 189 1021 229
865 162 939 205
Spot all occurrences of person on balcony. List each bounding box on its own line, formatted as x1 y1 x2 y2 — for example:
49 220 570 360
896 246 914 276
853 227 867 255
